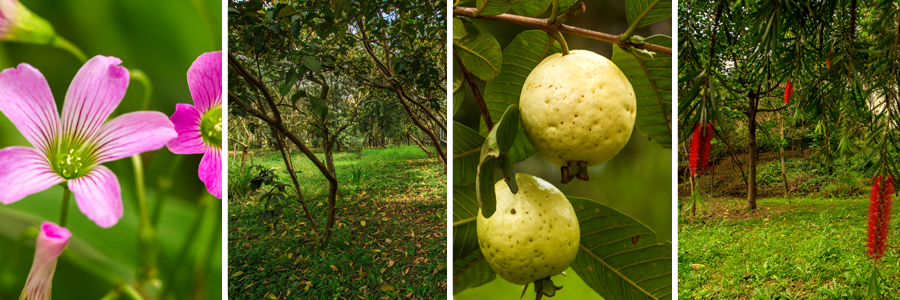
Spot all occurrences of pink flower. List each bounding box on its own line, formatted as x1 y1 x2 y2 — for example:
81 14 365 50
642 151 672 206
167 51 222 198
0 56 177 228
19 222 71 300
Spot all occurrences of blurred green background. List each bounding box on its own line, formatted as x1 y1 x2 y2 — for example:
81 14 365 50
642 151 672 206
453 0 672 298
0 0 221 299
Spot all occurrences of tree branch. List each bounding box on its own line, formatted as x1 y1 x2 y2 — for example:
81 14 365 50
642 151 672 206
452 7 672 55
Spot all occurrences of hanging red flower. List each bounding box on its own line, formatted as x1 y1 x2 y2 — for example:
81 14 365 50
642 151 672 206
867 175 893 262
689 123 714 176
784 80 793 104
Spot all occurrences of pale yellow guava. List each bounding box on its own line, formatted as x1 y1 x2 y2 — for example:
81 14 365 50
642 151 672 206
519 50 636 167
476 173 580 285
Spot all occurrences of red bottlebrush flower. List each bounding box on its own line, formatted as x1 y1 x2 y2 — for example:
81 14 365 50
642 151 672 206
784 81 793 104
867 175 893 262
826 51 832 68
689 123 714 176
867 176 881 259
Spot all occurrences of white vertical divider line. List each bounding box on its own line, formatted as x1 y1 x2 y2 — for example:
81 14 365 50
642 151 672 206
221 1 229 297
446 0 455 297
671 0 680 298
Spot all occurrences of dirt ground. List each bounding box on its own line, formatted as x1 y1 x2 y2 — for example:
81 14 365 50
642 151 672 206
678 149 815 200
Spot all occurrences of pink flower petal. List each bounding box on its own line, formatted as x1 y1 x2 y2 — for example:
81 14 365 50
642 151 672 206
0 63 61 153
91 111 176 164
68 166 123 228
61 55 129 145
21 222 71 300
0 146 64 204
166 103 205 154
200 147 221 199
187 51 222 113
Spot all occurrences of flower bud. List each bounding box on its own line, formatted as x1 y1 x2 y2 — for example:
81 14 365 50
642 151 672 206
19 222 71 300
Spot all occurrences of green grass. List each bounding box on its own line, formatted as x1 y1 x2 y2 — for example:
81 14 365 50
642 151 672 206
228 146 447 299
679 197 900 299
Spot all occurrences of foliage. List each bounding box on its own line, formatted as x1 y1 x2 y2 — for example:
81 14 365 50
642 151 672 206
453 0 672 299
228 146 446 299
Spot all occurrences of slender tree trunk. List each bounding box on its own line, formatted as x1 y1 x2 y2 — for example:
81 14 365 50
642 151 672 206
779 114 789 197
270 127 319 235
406 130 433 157
747 96 759 209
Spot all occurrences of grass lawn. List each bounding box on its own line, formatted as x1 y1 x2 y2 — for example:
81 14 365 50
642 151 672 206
227 145 447 299
679 197 900 299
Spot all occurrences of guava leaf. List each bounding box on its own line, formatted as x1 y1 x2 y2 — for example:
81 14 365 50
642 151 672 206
612 35 672 149
302 56 322 75
475 0 510 16
309 97 328 117
508 0 551 17
453 78 466 116
452 186 480 260
476 106 520 218
453 122 484 186
453 249 496 294
453 17 480 41
568 196 672 300
454 32 503 82
626 0 671 29
279 67 299 96
484 30 560 163
557 0 578 13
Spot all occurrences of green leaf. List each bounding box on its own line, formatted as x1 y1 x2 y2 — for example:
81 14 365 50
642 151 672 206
279 68 300 96
626 0 671 29
309 97 328 116
557 0 578 13
453 79 466 116
568 196 672 300
475 0 510 16
509 0 551 17
453 122 485 186
290 89 307 102
452 249 496 294
484 30 560 163
612 35 672 148
453 17 480 40
452 186 480 260
302 56 322 75
454 32 503 81
476 106 520 218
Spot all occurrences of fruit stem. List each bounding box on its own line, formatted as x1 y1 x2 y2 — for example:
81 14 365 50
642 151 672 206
551 32 570 55
548 0 560 24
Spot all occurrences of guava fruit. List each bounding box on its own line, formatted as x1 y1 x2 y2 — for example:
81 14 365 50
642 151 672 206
477 173 580 285
519 50 636 182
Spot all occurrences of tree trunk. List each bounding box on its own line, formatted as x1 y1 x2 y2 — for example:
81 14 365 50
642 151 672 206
271 127 319 235
747 96 759 209
779 114 789 197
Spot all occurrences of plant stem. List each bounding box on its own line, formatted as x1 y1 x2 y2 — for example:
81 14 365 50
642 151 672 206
151 154 183 227
548 0 560 24
129 69 153 111
51 36 86 63
552 32 570 55
453 47 494 130
59 187 71 227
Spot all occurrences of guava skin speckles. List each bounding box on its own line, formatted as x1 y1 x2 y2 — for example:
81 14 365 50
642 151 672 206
519 50 636 167
476 173 580 285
